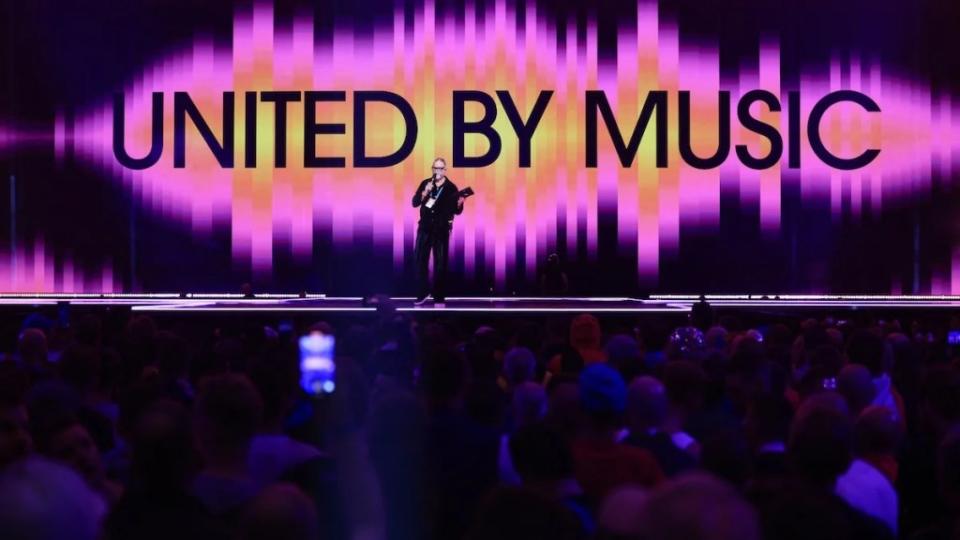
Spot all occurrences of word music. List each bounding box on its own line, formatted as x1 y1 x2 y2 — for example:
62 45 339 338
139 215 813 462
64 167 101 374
113 89 880 171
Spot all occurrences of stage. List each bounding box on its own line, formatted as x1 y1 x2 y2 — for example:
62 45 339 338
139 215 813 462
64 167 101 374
1 294 960 317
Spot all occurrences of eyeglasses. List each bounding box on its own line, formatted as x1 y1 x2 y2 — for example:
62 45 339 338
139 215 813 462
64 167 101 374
433 166 446 171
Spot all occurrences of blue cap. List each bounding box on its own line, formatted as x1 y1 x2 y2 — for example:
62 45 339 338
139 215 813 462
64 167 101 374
579 363 627 414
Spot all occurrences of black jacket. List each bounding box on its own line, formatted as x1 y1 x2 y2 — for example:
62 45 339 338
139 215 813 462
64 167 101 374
411 177 463 229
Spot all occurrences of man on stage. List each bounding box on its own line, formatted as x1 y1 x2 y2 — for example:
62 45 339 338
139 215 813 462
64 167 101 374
412 157 464 306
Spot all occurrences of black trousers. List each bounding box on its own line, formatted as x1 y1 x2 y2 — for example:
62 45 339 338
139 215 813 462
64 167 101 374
414 222 450 301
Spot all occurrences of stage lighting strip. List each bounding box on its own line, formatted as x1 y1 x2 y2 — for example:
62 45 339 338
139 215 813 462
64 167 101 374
651 294 960 301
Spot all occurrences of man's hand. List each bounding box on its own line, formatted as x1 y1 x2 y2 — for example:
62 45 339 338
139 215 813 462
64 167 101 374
421 183 432 199
457 196 465 209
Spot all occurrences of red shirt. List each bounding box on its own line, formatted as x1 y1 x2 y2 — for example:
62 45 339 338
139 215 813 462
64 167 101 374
572 438 664 502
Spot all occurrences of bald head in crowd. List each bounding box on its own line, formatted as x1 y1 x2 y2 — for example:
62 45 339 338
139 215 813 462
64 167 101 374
627 376 669 433
838 364 876 417
241 483 319 540
634 474 760 540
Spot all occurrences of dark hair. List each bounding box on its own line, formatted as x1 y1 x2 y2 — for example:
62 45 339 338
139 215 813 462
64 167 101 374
466 487 586 540
419 348 466 406
845 330 886 376
195 373 263 449
788 406 853 485
509 423 574 482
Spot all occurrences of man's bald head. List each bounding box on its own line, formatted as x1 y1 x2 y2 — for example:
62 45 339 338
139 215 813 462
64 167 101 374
627 376 668 432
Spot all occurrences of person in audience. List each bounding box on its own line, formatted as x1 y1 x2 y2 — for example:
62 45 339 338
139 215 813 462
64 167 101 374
240 483 319 540
105 399 227 540
623 376 696 477
246 357 320 487
744 393 793 479
783 394 893 539
571 364 663 504
595 485 648 539
661 360 705 459
509 422 593 533
465 486 587 540
846 330 906 426
837 363 876 417
570 315 606 364
633 473 761 540
33 412 122 504
192 373 263 523
0 457 106 540
835 405 901 535
501 347 537 392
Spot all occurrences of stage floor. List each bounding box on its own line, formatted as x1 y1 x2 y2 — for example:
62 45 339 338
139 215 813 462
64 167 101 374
2 294 960 315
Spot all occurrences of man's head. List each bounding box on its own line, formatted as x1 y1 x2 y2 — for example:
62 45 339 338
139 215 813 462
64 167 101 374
579 363 627 428
17 329 48 367
634 473 761 540
503 347 537 387
837 363 876 416
845 329 889 376
788 394 854 488
193 374 263 466
626 376 668 433
512 382 547 429
854 405 902 458
432 157 447 180
509 422 575 485
241 483 319 540
33 414 103 486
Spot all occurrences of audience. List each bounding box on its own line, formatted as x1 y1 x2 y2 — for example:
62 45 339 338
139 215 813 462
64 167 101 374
0 306 958 540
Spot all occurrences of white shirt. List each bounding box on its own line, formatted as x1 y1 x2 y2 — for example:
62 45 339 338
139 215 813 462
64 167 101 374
835 458 898 535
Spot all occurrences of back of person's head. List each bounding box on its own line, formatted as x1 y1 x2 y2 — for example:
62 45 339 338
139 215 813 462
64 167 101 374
509 422 575 484
788 395 854 487
626 376 668 432
846 329 887 376
466 486 586 540
633 473 760 540
700 428 753 488
596 485 648 538
241 483 319 540
749 476 871 540
579 363 627 427
837 363 876 416
570 314 602 352
854 405 901 457
746 393 793 448
130 399 196 492
194 373 263 460
58 344 101 393
419 348 466 408
606 334 642 381
704 326 729 353
503 347 536 387
17 329 48 366
512 382 546 429
31 412 102 485
248 356 297 430
662 360 706 414
544 376 583 440
0 457 105 540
